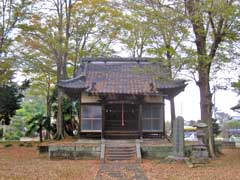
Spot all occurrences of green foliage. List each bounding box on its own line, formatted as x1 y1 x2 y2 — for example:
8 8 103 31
5 131 22 141
232 79 240 94
17 95 46 119
0 80 29 125
51 88 78 136
4 143 12 148
0 0 33 83
25 113 50 136
4 116 25 140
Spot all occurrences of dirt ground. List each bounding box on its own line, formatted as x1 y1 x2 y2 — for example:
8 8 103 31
0 143 99 180
142 148 240 180
1 143 240 180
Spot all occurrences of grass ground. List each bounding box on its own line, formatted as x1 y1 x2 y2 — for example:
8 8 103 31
0 142 240 180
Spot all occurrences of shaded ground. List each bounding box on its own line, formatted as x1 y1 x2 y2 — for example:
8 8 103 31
1 142 240 180
142 148 240 180
0 143 99 180
96 163 147 180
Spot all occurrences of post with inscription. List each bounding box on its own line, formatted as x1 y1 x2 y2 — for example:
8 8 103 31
173 116 185 158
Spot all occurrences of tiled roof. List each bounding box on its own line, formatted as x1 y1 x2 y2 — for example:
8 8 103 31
58 59 186 96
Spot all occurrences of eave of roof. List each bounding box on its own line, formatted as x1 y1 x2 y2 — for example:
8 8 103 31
58 58 187 97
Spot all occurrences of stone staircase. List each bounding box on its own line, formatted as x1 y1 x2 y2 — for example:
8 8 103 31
102 140 141 163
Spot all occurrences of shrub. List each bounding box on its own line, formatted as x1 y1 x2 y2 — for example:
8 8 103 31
4 143 12 148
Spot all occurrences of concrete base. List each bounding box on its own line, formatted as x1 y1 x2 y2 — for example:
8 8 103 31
45 139 222 160
48 141 101 160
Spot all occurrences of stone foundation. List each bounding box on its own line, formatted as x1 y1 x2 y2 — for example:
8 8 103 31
46 140 222 160
48 143 101 160
141 145 193 159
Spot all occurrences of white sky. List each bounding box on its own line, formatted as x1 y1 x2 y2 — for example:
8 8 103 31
165 81 239 121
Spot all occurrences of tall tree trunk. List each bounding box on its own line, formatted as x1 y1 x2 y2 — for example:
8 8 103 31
55 89 64 139
55 58 64 139
198 68 215 158
45 74 51 139
39 123 43 142
54 0 72 140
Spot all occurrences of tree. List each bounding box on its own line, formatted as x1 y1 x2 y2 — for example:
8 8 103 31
0 0 33 83
17 0 115 139
0 80 29 125
26 113 50 142
184 0 240 157
140 1 189 134
232 79 240 93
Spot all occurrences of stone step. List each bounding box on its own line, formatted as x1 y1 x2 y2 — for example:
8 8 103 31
107 154 135 158
104 140 138 163
107 156 135 161
106 152 136 156
106 146 136 150
107 150 136 154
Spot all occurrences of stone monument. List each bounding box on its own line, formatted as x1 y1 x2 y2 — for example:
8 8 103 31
173 116 185 158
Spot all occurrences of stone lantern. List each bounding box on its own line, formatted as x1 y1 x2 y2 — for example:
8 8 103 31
191 122 209 165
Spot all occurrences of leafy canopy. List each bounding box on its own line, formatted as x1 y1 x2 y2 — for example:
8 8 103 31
0 80 29 125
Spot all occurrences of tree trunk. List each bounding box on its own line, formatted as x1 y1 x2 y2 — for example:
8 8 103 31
55 89 64 139
39 123 43 142
45 74 51 140
198 68 215 158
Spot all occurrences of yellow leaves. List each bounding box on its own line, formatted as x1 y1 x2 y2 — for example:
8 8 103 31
31 14 41 23
74 0 107 7
0 58 15 83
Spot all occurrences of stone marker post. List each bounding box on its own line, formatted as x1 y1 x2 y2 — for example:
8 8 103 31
173 116 185 158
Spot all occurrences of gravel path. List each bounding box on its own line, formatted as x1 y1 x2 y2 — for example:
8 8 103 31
96 162 148 180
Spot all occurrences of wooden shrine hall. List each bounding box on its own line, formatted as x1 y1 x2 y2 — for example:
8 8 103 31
58 57 186 139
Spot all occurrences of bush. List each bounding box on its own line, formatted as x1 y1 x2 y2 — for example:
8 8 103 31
19 143 25 147
0 128 3 138
25 142 32 147
4 143 12 148
5 132 21 141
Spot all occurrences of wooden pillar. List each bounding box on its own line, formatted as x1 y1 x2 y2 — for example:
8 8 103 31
78 93 82 137
162 99 165 138
101 102 105 139
138 102 143 139
170 96 176 136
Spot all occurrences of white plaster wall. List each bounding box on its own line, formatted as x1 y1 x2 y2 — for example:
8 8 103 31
144 96 163 103
81 92 100 103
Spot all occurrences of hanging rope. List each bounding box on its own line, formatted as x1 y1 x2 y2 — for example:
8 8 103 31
122 101 125 127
